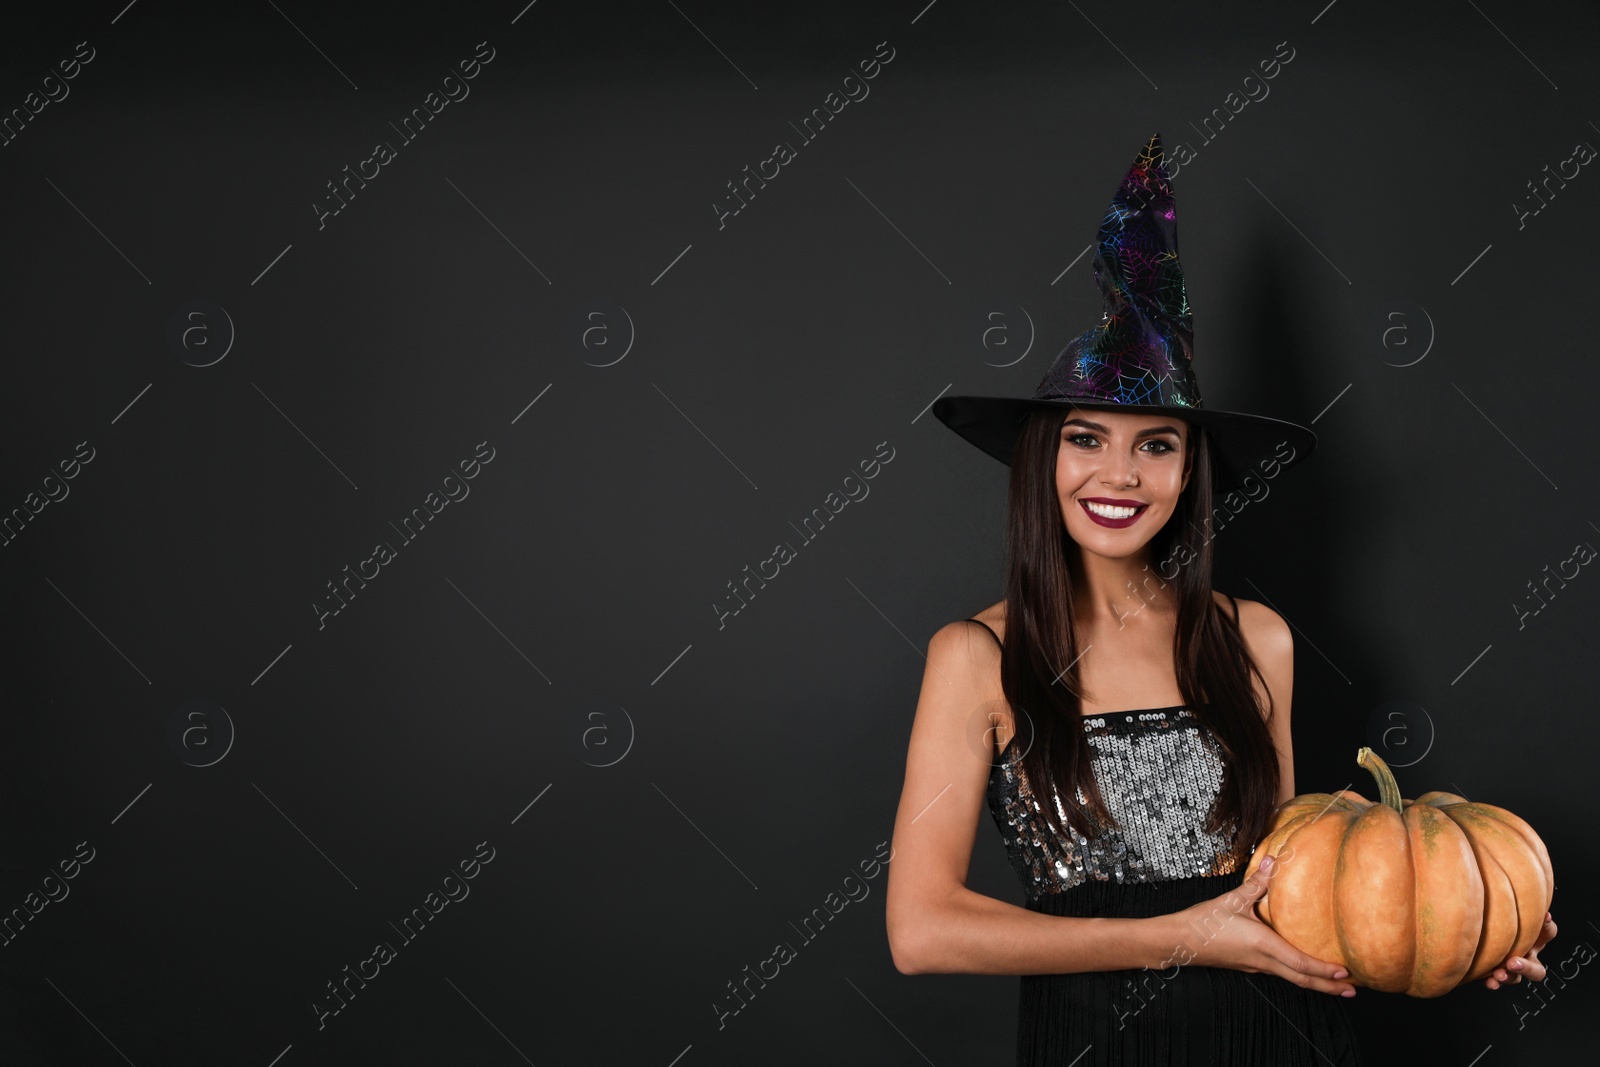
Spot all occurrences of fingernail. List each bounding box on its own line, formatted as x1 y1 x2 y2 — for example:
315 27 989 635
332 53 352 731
1341 989 1356 997
1333 969 1348 979
1510 958 1524 970
1261 855 1275 872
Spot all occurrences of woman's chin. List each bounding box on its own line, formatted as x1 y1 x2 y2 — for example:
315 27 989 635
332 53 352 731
1072 534 1156 560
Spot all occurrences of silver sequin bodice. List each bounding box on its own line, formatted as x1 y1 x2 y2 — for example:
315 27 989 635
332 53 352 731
986 707 1242 897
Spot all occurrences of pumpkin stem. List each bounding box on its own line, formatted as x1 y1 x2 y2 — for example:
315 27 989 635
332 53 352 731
1356 746 1404 812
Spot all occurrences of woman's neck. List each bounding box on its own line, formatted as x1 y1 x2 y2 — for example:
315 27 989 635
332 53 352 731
1068 548 1176 625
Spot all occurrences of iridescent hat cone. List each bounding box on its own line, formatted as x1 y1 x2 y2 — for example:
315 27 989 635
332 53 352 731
933 133 1316 494
1041 133 1197 407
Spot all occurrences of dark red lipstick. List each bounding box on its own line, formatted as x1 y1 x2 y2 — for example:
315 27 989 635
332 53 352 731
1078 497 1149 529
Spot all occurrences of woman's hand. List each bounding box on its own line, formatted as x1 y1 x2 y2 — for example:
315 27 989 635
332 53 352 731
1158 855 1357 997
1484 912 1557 990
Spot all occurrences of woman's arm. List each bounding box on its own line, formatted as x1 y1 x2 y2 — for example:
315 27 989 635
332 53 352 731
884 621 1182 976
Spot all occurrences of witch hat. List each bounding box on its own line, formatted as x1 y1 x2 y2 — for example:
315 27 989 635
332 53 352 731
932 133 1316 493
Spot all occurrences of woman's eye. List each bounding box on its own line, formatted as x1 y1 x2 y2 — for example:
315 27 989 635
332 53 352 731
1064 434 1175 453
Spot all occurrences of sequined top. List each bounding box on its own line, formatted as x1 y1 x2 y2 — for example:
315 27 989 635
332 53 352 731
985 707 1242 899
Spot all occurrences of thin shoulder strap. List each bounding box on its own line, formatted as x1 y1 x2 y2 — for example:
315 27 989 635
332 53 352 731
964 617 1003 649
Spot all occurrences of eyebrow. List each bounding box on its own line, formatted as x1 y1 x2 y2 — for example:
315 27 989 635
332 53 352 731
1061 417 1183 439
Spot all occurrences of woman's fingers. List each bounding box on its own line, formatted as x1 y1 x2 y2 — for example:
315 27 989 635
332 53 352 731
1513 953 1546 980
1257 936 1357 997
1485 914 1556 989
1485 955 1546 988
1204 863 1354 996
1237 860 1274 900
1486 965 1518 988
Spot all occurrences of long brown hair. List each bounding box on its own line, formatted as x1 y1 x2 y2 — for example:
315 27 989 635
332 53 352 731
997 407 1281 862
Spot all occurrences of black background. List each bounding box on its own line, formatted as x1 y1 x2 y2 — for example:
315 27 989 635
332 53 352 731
0 1 1594 1063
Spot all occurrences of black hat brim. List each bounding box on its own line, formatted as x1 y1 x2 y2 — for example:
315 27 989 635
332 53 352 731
931 394 1316 494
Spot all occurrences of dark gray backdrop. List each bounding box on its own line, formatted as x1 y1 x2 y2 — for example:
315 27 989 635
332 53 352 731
1 1 1593 1063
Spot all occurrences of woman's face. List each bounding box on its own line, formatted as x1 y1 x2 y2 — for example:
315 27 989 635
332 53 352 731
1055 409 1192 559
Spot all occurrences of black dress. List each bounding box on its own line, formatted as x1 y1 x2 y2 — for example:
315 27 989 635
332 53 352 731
965 618 1363 1066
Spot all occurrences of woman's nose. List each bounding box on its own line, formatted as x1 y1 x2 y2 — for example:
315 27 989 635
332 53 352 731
1100 451 1140 486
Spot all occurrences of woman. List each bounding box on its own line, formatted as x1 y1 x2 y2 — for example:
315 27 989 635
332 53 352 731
883 134 1555 1065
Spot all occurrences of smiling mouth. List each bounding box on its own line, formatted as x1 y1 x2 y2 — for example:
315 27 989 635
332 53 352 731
1079 499 1149 527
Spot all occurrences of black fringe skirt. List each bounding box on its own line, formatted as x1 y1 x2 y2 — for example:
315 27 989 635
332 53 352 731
1016 870 1364 1066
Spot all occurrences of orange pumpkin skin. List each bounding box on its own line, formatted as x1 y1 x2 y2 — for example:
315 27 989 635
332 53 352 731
1241 748 1554 998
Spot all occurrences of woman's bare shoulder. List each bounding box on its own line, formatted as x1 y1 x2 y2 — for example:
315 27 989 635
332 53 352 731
968 599 1008 642
925 602 1009 749
1216 592 1292 662
924 601 1007 692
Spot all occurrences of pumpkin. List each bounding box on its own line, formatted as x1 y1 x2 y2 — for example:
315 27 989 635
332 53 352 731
1240 746 1554 997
